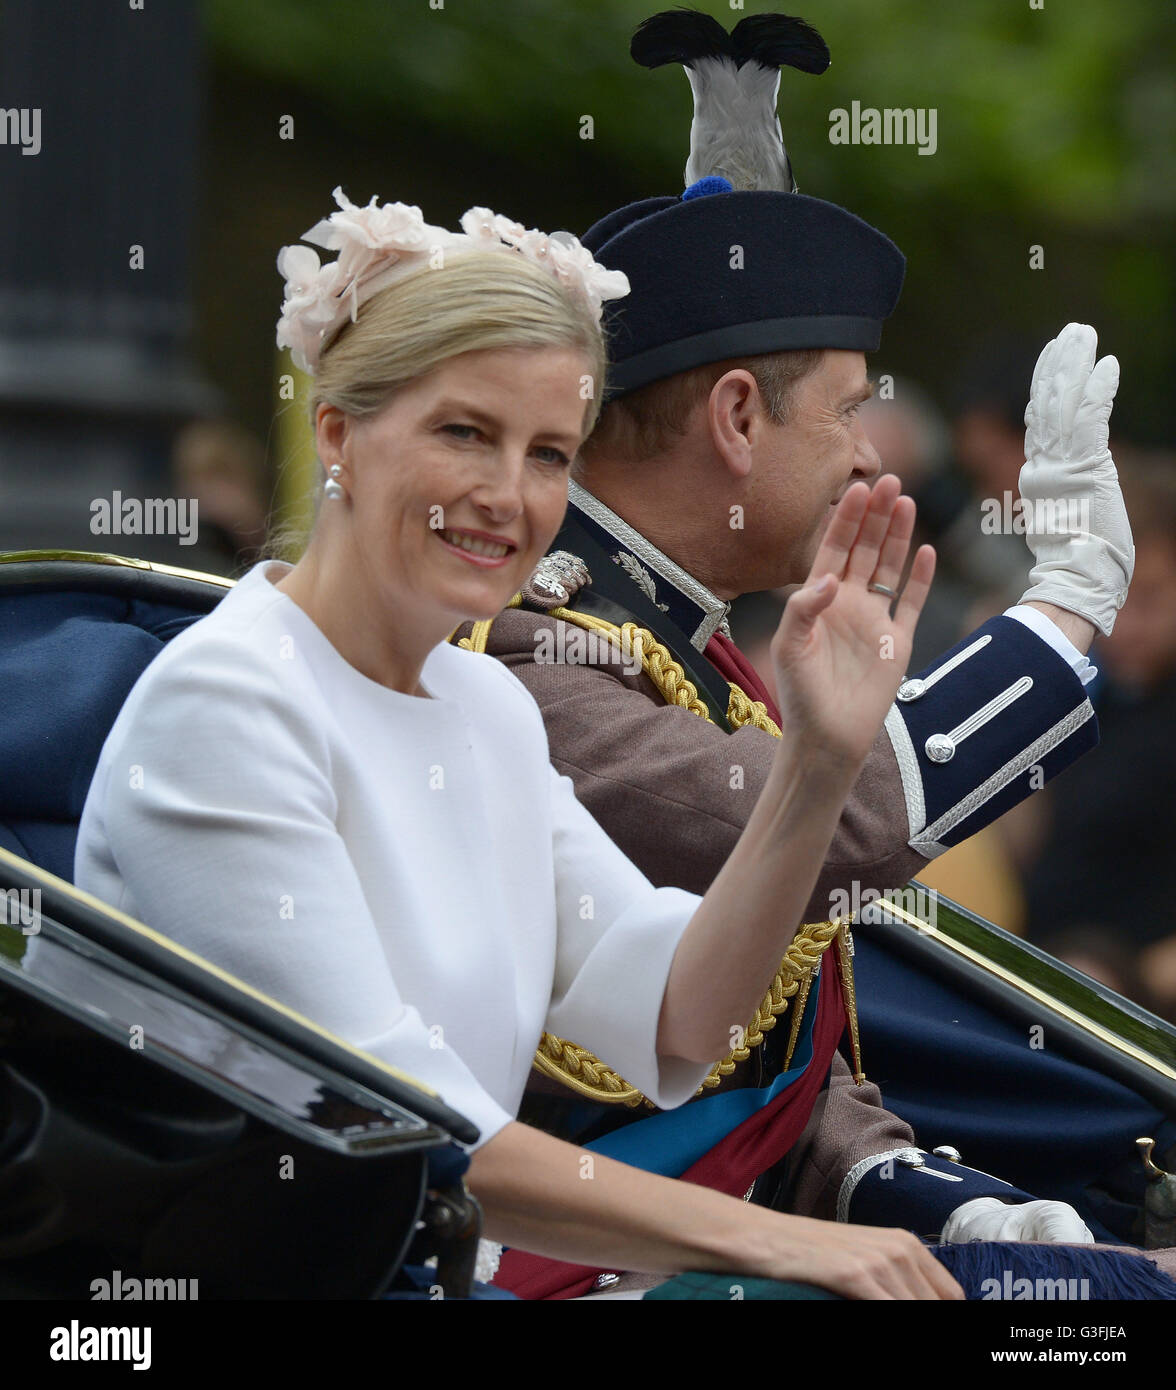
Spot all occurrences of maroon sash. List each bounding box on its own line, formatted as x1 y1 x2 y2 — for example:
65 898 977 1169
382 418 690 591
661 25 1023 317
705 630 782 728
493 949 847 1300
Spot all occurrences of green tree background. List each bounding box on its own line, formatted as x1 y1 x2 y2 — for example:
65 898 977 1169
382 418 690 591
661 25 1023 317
200 0 1175 461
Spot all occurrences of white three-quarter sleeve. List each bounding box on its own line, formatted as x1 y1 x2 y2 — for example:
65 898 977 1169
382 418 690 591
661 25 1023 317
544 765 713 1109
78 642 513 1148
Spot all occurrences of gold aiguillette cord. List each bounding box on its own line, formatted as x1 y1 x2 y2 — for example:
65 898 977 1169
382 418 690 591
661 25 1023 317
835 918 866 1084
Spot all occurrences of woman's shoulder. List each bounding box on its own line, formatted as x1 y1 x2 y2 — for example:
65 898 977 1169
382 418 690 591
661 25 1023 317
425 641 553 767
107 565 330 751
428 638 545 719
144 565 299 677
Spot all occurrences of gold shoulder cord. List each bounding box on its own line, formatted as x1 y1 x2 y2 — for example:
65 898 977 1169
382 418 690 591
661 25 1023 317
455 600 865 1105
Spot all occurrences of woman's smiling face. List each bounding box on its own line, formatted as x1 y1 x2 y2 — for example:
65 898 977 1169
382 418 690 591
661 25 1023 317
317 344 590 629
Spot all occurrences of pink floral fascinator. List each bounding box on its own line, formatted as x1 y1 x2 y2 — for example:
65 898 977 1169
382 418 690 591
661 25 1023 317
276 187 631 376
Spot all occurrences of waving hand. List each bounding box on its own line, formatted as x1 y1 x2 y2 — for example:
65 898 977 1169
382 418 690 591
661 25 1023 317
770 475 935 768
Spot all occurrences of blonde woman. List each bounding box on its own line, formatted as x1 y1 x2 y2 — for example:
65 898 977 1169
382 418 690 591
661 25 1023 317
74 190 955 1300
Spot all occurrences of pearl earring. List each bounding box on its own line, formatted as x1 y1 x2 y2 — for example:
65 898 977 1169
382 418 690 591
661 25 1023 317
324 464 345 501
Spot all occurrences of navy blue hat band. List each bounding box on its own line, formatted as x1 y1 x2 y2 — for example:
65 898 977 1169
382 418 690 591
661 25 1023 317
605 314 882 397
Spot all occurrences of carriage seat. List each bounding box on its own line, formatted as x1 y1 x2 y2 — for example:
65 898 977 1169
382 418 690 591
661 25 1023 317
0 554 227 882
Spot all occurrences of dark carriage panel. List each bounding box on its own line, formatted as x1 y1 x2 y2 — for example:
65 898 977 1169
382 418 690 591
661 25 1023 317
854 892 1176 1244
0 851 476 1298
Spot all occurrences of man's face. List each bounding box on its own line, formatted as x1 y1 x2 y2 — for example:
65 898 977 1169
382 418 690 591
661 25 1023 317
738 349 881 588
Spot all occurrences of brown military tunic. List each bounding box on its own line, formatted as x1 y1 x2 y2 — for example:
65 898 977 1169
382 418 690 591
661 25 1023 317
455 598 925 1221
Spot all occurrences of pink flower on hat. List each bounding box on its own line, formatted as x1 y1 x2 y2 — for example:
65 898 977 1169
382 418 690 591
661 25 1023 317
277 189 629 376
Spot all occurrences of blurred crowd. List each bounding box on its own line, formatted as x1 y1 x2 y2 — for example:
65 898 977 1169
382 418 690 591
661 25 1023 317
166 418 272 576
731 350 1176 1025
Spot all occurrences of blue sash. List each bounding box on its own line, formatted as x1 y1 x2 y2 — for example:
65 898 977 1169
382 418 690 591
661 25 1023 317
584 967 824 1176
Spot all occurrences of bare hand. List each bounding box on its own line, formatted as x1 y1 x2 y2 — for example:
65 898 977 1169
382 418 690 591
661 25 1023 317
471 1121 964 1300
755 1212 964 1300
769 475 935 767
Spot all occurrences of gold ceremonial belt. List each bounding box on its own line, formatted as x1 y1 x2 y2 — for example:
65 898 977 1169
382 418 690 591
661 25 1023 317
456 597 867 1108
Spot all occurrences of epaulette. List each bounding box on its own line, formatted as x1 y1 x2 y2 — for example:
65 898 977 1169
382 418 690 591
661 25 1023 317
512 534 737 730
517 550 592 609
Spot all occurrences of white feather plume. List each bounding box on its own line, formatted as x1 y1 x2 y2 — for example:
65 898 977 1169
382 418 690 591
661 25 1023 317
683 58 792 191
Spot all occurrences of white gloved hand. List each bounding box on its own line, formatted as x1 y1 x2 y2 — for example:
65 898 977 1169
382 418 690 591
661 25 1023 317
1017 322 1134 635
941 1196 1095 1245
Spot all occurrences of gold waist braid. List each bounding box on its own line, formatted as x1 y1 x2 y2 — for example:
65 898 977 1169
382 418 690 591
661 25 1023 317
456 600 864 1105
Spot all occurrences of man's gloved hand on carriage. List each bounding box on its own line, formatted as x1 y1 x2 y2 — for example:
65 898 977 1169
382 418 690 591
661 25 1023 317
942 1196 1095 1245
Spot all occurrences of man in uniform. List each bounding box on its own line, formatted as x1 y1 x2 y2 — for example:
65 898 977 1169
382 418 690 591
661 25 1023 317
458 12 1168 1297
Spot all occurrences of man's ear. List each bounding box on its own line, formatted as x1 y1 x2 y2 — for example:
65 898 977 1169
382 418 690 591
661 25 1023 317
707 369 762 481
315 404 351 479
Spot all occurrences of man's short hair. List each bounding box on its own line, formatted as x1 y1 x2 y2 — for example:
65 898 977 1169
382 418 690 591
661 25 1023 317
581 349 823 466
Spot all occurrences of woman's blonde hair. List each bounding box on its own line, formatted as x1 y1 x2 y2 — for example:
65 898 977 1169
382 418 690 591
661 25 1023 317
315 251 606 424
264 251 606 560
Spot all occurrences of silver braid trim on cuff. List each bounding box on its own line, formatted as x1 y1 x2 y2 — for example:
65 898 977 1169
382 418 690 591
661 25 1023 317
835 1146 928 1224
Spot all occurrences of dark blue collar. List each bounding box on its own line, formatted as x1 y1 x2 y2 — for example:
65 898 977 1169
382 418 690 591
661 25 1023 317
567 480 731 651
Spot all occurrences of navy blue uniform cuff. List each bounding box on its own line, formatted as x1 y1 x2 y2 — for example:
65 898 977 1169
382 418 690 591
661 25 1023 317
843 1149 1038 1237
884 616 1098 856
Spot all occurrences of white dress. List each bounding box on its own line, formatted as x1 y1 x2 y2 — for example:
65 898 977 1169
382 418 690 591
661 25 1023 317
74 560 710 1147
